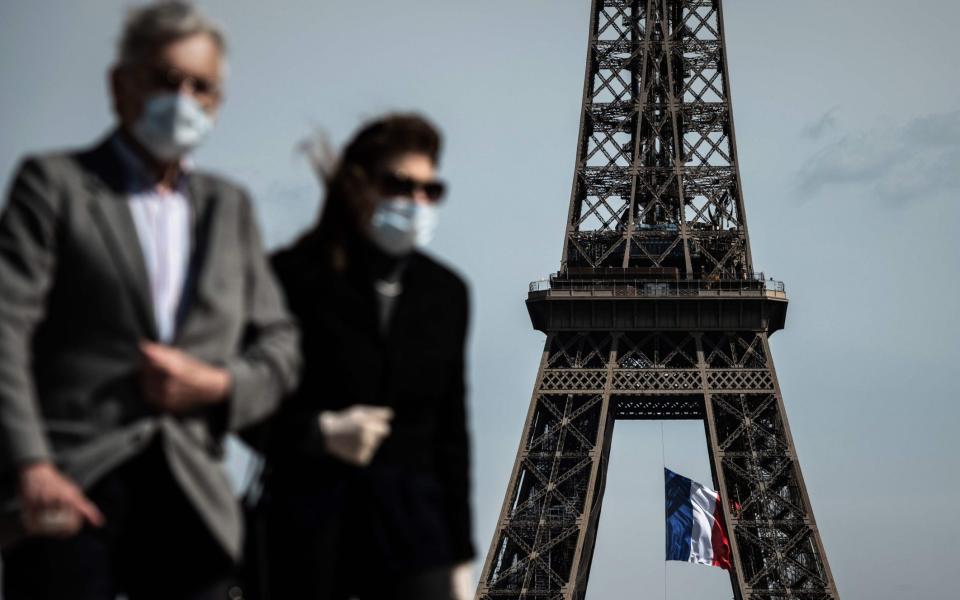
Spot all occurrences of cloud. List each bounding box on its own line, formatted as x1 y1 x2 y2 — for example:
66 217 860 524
796 109 960 204
801 107 839 140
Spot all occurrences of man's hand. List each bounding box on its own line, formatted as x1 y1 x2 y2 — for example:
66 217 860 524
451 561 475 600
18 462 104 538
140 342 231 414
318 405 394 466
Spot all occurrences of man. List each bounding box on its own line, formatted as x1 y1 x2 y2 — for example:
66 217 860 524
0 2 300 598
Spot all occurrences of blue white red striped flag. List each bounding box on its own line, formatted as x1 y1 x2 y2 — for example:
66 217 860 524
664 468 732 570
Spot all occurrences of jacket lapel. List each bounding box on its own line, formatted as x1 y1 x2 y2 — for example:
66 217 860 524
173 173 216 342
82 140 159 341
385 256 423 344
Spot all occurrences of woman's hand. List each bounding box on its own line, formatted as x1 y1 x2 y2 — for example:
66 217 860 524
451 561 475 600
318 405 394 466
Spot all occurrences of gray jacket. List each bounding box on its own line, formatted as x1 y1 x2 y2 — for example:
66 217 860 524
0 135 300 559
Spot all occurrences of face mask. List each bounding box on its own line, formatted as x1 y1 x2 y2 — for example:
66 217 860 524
366 198 439 256
131 93 214 162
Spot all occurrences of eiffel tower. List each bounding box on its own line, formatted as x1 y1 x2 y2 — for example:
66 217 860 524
475 1 839 599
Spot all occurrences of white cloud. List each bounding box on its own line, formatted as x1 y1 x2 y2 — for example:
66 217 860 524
797 109 960 204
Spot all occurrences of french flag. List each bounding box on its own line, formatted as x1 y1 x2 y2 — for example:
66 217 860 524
664 468 732 570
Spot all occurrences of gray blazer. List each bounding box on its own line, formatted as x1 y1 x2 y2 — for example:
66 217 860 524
0 135 300 560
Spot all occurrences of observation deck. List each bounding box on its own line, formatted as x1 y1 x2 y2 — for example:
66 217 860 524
526 271 788 334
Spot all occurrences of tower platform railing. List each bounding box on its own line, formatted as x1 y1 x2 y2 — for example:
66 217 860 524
529 273 786 298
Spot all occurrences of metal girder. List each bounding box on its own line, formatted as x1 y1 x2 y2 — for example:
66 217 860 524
477 1 838 599
561 0 753 279
477 331 838 600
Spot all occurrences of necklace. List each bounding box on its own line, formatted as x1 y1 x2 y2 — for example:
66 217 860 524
374 279 403 297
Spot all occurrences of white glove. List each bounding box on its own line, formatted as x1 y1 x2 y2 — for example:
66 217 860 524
451 561 475 600
318 405 394 466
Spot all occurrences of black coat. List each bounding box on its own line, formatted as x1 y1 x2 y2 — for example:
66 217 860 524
255 238 474 594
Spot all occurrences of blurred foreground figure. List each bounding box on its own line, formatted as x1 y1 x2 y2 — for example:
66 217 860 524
251 115 474 599
0 2 299 598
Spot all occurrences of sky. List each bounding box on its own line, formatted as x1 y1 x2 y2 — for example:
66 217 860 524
1 1 958 598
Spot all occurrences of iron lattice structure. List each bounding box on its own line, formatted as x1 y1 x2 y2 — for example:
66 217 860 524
476 2 839 599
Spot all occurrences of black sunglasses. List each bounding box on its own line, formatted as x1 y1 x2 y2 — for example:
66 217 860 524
377 172 447 203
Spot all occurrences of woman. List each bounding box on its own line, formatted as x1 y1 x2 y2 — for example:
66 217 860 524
255 114 474 600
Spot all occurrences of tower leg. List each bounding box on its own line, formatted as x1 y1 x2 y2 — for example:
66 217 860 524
699 332 838 599
477 333 618 600
477 331 839 599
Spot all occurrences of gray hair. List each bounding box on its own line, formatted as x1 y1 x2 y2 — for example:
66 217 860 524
117 1 226 67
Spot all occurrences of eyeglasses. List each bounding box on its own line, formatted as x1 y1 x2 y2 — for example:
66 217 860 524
377 172 447 203
141 65 222 100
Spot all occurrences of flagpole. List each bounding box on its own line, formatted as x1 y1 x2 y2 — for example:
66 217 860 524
660 422 667 600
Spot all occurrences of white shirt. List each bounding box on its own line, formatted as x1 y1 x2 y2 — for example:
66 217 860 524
113 134 192 344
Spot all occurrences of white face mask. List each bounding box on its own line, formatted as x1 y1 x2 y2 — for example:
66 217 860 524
366 198 439 256
131 93 214 162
